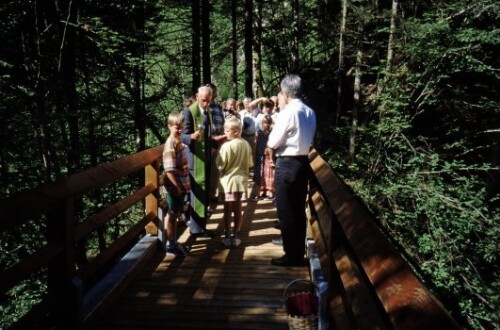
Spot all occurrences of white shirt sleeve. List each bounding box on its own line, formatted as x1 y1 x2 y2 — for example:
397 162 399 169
267 99 316 156
267 108 290 150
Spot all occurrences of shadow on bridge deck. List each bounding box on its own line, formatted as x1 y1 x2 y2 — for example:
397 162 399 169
93 198 310 330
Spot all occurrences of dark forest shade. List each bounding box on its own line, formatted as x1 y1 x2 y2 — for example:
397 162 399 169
0 1 498 329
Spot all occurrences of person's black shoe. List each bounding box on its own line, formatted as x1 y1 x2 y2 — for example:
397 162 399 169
272 237 283 245
271 255 305 267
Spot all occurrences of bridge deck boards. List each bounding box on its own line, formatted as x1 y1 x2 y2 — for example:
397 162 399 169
93 198 310 330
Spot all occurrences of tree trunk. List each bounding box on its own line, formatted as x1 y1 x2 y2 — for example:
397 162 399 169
253 0 263 97
291 0 300 72
378 0 398 96
57 0 81 173
81 57 97 169
337 0 347 124
133 2 146 152
231 0 238 98
46 0 70 174
386 0 398 74
79 51 97 265
192 0 201 92
349 24 363 163
244 0 253 97
133 67 146 151
35 83 53 181
28 2 58 181
201 0 211 84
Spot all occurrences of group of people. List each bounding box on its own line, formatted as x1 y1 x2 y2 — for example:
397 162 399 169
221 95 278 201
161 74 317 267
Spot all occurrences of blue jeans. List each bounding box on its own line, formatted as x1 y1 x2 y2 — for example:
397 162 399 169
274 156 311 260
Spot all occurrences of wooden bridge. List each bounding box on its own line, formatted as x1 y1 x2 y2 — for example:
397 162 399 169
0 147 459 329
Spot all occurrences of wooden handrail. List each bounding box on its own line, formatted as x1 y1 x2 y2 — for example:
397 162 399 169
0 145 164 329
75 184 156 242
0 146 163 233
307 148 459 330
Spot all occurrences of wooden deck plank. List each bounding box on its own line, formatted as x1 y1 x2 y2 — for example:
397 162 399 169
92 197 311 330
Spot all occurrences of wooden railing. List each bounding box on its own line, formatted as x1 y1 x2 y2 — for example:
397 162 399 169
0 145 164 329
306 149 460 330
1 146 462 329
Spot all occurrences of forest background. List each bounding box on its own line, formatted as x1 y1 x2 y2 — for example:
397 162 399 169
0 0 498 329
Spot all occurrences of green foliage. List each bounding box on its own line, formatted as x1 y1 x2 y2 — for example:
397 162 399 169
0 218 48 328
0 275 47 329
333 108 499 329
328 2 500 329
0 0 190 325
1 0 498 329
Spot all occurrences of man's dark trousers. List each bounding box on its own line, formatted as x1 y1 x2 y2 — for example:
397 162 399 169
274 156 310 261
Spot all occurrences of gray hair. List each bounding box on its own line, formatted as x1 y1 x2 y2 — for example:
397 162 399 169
243 97 252 104
280 74 303 99
198 85 213 96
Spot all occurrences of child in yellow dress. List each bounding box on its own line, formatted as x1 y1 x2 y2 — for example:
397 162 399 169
215 117 253 248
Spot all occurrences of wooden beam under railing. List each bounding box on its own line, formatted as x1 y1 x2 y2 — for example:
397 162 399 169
307 148 460 330
1 145 164 329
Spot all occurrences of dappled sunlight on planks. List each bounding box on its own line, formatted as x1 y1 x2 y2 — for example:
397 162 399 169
94 197 311 330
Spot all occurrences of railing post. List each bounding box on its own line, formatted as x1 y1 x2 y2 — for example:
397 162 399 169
145 159 160 234
46 197 83 329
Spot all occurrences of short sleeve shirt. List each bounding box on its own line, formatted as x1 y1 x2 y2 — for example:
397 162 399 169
163 137 191 193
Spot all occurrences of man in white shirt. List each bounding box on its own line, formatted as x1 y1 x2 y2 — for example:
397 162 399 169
267 74 316 267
